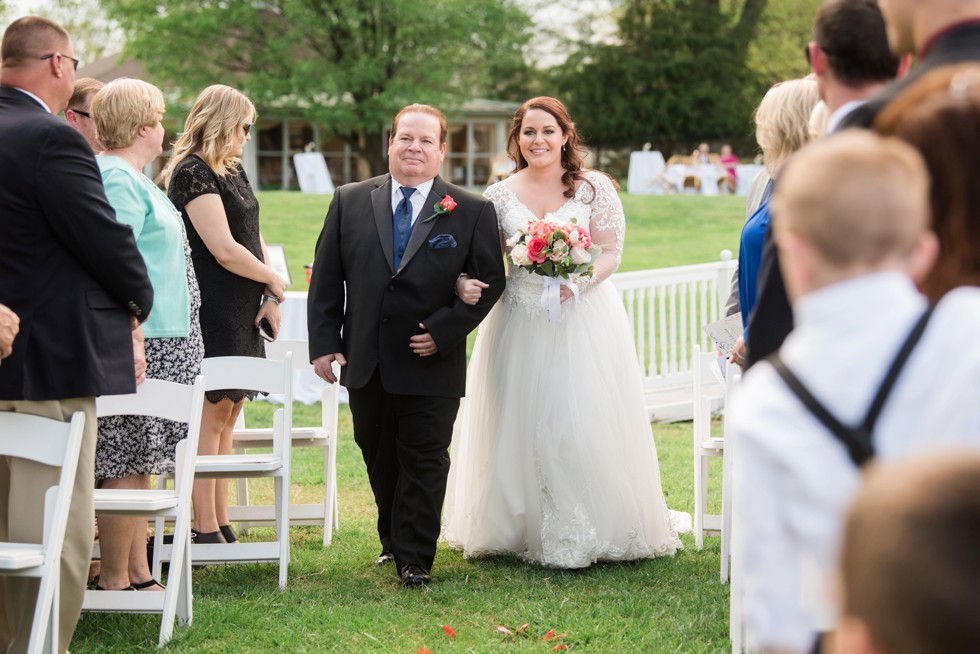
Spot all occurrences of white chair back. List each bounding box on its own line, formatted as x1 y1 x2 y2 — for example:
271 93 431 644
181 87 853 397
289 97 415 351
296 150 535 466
692 344 726 550
86 376 205 646
0 410 85 654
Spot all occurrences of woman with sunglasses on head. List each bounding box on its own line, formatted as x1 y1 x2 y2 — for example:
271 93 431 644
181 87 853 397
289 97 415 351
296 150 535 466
162 84 284 544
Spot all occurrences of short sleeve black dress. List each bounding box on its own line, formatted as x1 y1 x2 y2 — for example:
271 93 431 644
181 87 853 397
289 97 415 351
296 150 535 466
167 154 264 403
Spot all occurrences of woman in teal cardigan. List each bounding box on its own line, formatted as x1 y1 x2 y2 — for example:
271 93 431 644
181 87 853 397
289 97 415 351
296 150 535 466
90 78 204 592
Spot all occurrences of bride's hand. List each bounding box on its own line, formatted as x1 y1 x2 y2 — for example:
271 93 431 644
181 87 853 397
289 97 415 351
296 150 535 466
559 283 577 303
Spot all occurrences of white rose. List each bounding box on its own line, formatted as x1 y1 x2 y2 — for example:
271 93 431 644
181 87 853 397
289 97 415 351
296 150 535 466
510 243 531 266
570 245 591 265
568 230 579 245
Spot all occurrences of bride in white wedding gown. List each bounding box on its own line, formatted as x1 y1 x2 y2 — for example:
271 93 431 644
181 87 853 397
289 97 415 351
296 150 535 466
443 97 683 568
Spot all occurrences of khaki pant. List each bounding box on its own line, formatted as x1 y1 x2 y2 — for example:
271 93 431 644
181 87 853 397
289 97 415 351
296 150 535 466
0 398 96 654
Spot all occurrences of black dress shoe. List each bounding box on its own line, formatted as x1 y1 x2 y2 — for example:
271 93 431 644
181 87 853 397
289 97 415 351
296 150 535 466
375 551 395 565
399 564 431 588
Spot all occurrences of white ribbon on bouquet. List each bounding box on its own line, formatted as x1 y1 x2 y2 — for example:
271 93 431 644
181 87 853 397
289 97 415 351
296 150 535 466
540 277 579 323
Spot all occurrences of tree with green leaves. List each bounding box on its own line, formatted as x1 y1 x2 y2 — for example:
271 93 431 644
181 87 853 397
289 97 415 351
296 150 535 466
103 0 533 175
559 0 816 159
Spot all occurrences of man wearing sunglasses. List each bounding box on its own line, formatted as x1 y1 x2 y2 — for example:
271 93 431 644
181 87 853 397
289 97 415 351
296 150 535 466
65 77 104 152
0 16 152 654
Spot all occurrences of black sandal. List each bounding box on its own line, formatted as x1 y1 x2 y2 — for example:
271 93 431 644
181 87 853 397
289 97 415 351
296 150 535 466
219 524 239 543
94 584 135 591
191 529 224 544
131 578 165 591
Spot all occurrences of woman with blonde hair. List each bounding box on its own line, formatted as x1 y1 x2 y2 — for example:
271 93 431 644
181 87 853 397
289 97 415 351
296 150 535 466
163 84 284 544
731 78 819 366
92 77 204 589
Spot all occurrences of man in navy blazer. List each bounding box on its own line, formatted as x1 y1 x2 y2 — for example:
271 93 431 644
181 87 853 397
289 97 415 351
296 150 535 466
0 16 152 652
308 104 505 587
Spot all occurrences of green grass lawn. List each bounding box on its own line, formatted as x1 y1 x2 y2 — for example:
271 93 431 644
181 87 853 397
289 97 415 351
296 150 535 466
72 192 741 653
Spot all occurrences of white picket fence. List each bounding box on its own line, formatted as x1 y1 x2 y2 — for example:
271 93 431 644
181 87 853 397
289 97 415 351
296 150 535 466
611 251 737 421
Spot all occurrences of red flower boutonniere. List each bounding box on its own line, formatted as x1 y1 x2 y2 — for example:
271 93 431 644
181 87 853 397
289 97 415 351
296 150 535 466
422 195 457 223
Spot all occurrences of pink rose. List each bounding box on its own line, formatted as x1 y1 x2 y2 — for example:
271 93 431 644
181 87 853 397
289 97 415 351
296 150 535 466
527 236 548 263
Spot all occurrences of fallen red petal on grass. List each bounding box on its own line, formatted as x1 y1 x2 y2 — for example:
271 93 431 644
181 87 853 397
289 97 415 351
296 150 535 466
443 625 456 638
551 645 568 651
416 648 432 654
516 623 529 633
543 629 556 641
497 626 514 635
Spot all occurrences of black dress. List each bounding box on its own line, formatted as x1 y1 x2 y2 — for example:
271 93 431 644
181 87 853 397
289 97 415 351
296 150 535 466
168 155 265 403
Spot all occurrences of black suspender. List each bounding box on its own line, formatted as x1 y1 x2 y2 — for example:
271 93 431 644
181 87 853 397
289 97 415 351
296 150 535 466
767 306 935 467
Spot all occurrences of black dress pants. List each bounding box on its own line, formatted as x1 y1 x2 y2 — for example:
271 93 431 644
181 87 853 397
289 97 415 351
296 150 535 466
348 367 460 573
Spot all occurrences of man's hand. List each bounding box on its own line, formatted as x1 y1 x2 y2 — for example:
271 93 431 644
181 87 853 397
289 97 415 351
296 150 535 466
456 276 489 305
410 323 439 357
0 304 19 359
313 353 346 384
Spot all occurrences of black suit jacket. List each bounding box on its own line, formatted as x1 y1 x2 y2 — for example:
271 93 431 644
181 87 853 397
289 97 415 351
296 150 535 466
840 20 980 129
0 86 153 401
307 174 505 397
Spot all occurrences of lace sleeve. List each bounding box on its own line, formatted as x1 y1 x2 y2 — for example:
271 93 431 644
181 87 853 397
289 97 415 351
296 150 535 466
483 182 508 233
168 157 220 209
576 172 625 293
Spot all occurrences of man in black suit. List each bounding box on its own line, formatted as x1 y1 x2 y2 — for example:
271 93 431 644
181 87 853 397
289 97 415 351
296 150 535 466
308 104 505 587
743 0 900 368
0 16 153 653
840 0 980 129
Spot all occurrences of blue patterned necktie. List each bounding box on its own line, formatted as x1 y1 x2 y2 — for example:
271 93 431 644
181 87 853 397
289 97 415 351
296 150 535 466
392 186 415 271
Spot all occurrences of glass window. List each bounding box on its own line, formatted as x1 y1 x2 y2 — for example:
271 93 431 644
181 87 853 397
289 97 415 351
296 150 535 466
257 120 283 151
472 124 495 153
447 124 467 155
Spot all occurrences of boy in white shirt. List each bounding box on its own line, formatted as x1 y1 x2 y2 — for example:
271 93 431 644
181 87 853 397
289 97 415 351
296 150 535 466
730 130 980 653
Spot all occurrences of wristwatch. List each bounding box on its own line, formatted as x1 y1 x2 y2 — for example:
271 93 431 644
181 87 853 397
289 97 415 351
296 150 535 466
262 294 282 305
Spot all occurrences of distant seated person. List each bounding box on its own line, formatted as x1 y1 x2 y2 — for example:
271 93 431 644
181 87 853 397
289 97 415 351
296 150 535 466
690 141 710 164
837 454 980 654
719 144 738 193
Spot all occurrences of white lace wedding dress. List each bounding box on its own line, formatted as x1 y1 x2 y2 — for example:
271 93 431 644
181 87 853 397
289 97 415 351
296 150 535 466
443 171 683 568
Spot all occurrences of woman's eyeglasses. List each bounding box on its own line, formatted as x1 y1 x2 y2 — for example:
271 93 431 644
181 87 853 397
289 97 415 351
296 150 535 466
243 123 252 136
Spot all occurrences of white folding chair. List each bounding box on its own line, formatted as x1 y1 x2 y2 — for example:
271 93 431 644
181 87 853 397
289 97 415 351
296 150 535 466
161 355 293 589
231 339 339 546
725 361 746 652
83 376 205 647
0 411 85 654
692 344 726 550
720 361 742 583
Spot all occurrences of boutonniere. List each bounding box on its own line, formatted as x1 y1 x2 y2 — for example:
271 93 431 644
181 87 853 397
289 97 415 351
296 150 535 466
422 195 458 223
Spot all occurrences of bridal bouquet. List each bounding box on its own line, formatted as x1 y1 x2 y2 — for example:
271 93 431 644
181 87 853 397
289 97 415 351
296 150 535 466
506 218 601 279
506 218 601 322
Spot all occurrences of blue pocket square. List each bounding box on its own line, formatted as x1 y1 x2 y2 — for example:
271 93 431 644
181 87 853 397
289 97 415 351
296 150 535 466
428 234 457 249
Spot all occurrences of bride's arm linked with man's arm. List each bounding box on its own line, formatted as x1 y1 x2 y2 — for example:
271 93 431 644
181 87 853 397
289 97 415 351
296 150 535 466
456 171 624 305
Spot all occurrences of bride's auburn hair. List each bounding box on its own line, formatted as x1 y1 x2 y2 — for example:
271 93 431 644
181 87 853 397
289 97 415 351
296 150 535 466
506 96 590 199
162 84 256 185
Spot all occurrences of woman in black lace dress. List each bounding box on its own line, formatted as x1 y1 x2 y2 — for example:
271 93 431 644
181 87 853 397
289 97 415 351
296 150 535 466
163 85 285 544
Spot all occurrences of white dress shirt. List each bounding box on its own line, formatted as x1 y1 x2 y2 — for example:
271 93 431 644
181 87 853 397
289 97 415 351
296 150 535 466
391 178 434 226
9 86 51 113
730 272 980 651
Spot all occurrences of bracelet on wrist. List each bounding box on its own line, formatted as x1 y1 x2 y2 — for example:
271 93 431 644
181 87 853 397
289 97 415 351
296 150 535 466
262 294 281 305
